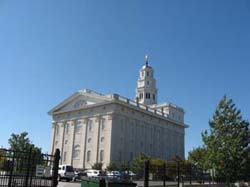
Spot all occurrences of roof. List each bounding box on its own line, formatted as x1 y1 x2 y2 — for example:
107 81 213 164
48 89 188 128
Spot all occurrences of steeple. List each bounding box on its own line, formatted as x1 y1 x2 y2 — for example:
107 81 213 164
145 54 149 67
135 55 158 105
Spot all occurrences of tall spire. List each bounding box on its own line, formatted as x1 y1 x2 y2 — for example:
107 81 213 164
135 56 158 105
145 54 149 67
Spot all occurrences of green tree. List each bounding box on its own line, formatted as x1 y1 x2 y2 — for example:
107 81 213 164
150 158 166 180
120 162 131 171
131 153 150 174
92 162 103 170
0 149 6 170
8 132 42 173
8 132 41 153
106 162 119 171
202 96 250 185
188 147 208 170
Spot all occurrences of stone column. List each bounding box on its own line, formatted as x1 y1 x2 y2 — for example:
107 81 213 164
82 118 88 169
95 116 101 163
49 122 56 155
60 122 66 164
70 120 76 166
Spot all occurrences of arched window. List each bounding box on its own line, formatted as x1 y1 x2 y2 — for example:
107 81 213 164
88 120 92 131
65 123 69 134
139 93 143 99
87 150 91 162
101 119 105 130
73 145 81 159
146 93 151 99
88 138 91 143
63 152 67 162
75 120 82 133
100 150 104 162
141 71 144 77
56 125 59 135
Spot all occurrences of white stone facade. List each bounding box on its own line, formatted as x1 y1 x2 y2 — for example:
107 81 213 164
48 61 188 169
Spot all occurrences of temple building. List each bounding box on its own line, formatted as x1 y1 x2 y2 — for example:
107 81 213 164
48 56 188 169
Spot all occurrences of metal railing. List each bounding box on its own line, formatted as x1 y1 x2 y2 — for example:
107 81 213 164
0 148 60 187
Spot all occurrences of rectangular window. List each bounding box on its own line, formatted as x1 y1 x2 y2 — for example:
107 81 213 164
65 123 69 134
56 125 59 135
100 150 104 162
63 152 67 162
75 120 82 133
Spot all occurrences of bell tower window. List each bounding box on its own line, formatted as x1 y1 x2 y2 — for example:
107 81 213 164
139 93 143 100
146 93 151 99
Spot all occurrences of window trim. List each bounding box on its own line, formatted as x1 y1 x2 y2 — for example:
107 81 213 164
75 121 82 133
100 150 104 162
65 123 69 134
73 145 81 160
87 150 91 162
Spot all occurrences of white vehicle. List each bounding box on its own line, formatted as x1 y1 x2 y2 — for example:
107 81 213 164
126 171 136 176
85 169 103 177
107 170 121 178
58 165 75 182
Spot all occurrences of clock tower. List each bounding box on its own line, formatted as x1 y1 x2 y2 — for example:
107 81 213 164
135 55 158 105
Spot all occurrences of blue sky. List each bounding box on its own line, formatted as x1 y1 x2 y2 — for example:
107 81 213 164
0 1 249 157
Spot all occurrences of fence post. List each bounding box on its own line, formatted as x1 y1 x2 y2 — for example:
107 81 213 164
8 152 15 187
163 162 166 187
177 161 180 187
100 178 106 187
24 147 33 187
144 160 149 187
52 149 60 187
189 163 192 185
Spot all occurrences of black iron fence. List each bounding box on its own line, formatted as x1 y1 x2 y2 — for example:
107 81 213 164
104 160 212 187
0 148 60 187
141 160 211 187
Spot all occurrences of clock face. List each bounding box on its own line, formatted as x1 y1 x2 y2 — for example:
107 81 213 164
74 100 87 109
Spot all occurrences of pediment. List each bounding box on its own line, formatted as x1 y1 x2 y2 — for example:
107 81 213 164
49 90 110 114
56 96 95 113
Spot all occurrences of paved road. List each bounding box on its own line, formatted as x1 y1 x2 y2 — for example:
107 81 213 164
58 181 179 187
58 181 81 187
